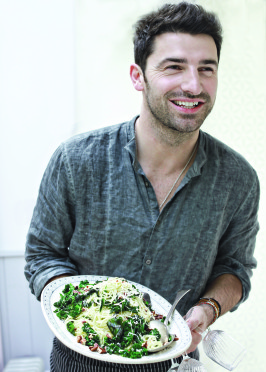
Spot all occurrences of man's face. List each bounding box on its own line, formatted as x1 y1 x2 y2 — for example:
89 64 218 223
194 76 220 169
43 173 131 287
142 32 218 133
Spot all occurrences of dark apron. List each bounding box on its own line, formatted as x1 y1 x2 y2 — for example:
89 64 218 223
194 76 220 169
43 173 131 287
50 337 199 372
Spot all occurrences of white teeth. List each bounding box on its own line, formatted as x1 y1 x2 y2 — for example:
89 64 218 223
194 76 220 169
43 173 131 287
174 101 199 107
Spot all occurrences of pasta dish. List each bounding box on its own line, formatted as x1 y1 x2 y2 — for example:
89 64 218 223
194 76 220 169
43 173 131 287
53 277 167 359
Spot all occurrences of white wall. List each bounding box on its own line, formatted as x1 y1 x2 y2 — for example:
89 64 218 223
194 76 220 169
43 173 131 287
0 0 76 370
0 0 76 256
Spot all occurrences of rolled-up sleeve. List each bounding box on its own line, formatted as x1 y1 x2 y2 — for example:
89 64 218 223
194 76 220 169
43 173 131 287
25 144 78 300
207 172 260 310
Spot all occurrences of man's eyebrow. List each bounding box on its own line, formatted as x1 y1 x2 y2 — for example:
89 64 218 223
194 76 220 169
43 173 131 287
199 59 218 67
156 58 188 69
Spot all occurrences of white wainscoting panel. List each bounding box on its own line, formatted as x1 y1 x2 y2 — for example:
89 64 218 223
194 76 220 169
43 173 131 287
0 254 53 371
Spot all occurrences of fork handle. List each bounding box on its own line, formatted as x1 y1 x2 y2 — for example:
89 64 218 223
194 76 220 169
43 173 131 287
164 289 191 326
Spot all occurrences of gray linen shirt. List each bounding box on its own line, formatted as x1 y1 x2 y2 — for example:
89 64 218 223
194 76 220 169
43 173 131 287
25 116 260 315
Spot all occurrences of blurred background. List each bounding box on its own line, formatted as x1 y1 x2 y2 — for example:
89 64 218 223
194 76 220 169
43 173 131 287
0 0 265 371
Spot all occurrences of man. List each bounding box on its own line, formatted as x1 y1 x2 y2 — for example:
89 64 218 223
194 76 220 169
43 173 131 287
25 2 260 372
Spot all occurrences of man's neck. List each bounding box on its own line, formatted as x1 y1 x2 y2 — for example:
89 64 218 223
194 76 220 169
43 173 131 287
135 115 199 177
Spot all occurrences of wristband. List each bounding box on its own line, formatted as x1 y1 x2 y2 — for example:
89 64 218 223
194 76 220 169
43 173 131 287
195 297 221 325
199 297 221 316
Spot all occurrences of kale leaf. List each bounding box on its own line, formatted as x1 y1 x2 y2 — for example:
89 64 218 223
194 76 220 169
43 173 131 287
105 315 148 358
66 321 76 335
82 322 100 346
109 297 139 314
53 283 98 320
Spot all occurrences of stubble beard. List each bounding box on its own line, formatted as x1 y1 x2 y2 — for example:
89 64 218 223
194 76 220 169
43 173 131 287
145 84 215 144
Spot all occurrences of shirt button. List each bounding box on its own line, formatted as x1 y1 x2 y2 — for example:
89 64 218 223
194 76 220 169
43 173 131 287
145 182 149 187
146 259 152 265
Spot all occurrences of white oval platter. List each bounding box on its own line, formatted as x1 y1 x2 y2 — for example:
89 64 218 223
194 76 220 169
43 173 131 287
41 275 191 364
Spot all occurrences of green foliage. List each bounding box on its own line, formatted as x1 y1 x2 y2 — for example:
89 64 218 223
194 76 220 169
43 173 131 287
109 297 139 314
66 321 76 335
82 322 100 346
53 282 98 320
105 315 148 358
53 280 159 359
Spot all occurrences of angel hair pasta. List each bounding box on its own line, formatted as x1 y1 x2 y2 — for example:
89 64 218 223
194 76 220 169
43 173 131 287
53 277 165 359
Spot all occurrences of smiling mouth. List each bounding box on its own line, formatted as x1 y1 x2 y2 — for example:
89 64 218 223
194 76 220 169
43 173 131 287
171 100 203 108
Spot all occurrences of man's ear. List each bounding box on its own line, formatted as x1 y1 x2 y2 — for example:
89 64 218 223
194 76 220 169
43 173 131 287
130 64 145 91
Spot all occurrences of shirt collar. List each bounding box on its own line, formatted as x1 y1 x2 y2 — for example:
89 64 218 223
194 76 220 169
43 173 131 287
187 130 207 178
124 116 139 167
124 116 207 176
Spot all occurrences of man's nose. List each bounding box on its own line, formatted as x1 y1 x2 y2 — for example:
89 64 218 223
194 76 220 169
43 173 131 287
180 69 202 96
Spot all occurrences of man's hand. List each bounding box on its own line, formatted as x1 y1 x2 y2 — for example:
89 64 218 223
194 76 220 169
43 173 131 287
184 274 243 353
184 304 214 353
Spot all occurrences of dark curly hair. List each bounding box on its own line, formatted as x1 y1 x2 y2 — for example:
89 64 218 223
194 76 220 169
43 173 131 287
133 2 223 74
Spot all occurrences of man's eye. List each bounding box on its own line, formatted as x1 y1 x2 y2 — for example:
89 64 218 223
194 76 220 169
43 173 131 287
199 67 215 76
166 65 182 70
164 65 182 74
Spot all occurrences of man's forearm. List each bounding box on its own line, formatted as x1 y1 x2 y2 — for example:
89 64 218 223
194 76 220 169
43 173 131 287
202 273 243 316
